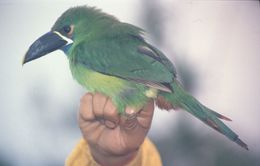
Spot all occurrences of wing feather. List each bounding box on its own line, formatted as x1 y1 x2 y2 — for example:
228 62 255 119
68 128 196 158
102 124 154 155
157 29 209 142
72 27 176 92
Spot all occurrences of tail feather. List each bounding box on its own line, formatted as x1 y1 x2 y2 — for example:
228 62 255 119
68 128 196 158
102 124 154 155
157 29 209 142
160 81 248 150
207 108 232 121
235 137 249 150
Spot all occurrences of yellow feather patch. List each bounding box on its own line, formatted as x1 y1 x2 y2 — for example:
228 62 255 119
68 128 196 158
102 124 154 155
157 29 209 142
145 88 158 98
88 71 125 89
71 64 126 95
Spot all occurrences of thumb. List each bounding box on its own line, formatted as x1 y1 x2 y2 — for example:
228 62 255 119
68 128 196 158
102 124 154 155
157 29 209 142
136 99 155 129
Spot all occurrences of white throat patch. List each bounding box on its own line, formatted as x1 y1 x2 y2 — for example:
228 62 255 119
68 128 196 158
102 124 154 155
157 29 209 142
53 31 73 45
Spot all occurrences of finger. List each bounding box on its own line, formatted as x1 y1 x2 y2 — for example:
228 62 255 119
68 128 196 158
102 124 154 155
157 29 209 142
138 99 154 117
103 98 119 129
92 93 108 119
137 99 154 129
79 93 95 121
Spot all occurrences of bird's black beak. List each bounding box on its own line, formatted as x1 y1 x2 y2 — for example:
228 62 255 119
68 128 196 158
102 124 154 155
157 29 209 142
23 32 68 65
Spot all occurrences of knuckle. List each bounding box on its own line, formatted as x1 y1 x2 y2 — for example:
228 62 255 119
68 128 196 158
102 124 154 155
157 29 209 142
95 92 108 101
80 93 93 103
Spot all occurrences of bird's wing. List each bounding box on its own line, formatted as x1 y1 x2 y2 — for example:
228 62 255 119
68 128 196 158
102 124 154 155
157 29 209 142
73 34 176 92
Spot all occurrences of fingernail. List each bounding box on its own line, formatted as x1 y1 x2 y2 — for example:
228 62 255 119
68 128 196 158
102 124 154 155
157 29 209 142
105 120 116 129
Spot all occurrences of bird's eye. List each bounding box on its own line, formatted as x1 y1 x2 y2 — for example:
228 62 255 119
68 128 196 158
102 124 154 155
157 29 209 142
63 25 71 34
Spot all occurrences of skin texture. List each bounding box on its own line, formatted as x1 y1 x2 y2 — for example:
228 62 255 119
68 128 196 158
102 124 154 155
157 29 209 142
79 93 154 166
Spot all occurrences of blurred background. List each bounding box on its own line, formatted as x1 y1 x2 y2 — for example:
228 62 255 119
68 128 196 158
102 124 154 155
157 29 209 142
1 0 260 165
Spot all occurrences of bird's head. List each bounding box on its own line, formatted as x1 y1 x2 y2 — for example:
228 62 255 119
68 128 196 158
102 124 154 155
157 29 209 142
23 6 117 65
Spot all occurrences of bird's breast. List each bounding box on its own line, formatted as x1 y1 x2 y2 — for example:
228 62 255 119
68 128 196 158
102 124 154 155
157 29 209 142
69 62 152 112
69 63 127 97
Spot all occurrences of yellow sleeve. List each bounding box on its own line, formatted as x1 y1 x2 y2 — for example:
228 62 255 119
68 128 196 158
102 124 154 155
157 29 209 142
65 137 162 166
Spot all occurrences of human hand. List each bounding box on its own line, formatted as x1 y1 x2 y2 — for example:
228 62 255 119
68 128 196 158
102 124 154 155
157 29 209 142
79 93 154 166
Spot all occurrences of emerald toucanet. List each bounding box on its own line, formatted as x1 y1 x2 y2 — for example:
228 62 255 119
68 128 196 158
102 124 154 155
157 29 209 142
23 6 248 150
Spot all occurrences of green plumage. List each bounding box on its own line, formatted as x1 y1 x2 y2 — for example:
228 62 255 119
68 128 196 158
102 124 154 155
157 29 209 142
25 6 248 150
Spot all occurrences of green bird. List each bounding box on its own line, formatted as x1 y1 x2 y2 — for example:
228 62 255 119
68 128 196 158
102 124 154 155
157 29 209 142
23 6 248 150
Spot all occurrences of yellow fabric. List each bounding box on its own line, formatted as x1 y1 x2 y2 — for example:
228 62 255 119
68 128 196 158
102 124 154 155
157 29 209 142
66 138 162 166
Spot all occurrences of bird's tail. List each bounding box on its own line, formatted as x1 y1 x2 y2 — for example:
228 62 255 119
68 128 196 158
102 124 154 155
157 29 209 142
158 81 248 150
